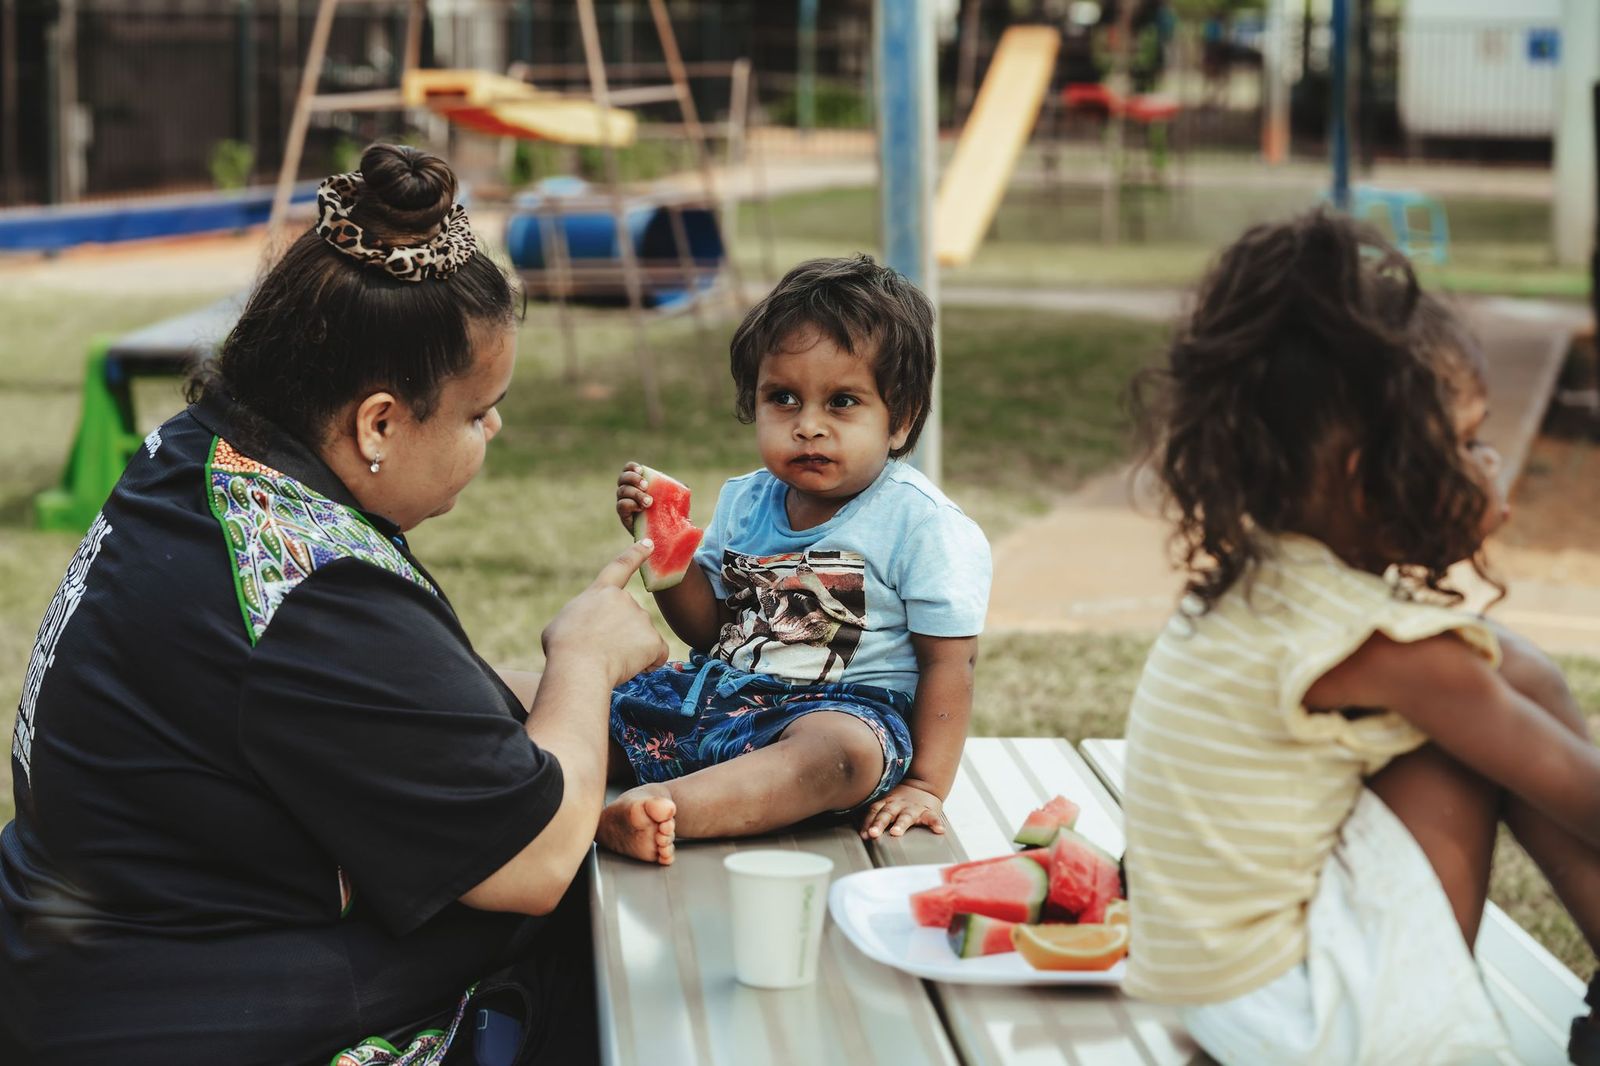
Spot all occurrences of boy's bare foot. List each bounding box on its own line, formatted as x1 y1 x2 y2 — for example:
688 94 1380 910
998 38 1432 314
597 785 677 865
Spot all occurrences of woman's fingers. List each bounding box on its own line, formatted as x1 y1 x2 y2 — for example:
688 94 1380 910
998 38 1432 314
591 539 654 591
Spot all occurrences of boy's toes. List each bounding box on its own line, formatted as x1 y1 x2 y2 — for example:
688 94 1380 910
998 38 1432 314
640 794 677 827
597 785 677 864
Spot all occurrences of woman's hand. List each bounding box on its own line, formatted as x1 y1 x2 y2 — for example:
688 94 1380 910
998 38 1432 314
616 461 652 535
542 539 667 687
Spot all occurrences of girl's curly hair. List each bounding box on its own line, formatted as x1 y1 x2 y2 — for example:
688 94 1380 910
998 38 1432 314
1130 209 1494 612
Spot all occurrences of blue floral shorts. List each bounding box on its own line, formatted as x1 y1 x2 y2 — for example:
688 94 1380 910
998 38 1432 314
610 655 914 809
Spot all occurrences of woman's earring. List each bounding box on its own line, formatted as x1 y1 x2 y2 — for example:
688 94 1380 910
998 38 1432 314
369 455 381 474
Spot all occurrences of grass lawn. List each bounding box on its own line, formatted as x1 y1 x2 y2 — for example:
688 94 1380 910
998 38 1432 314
0 282 1594 978
737 184 1587 299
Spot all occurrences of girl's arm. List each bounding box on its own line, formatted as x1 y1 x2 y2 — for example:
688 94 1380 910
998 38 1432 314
861 634 978 839
1305 632 1600 849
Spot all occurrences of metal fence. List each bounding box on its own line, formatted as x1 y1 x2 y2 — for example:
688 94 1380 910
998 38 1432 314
5 0 426 205
1 2 1565 208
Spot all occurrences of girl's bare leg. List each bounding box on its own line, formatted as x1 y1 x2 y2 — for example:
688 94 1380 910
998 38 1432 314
1496 649 1600 954
1366 743 1501 945
596 711 884 865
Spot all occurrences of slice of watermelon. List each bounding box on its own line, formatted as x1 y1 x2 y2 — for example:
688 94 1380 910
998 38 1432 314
946 913 1018 958
1047 828 1122 921
939 849 1050 884
909 884 958 928
634 466 705 592
1013 795 1082 848
947 855 1049 924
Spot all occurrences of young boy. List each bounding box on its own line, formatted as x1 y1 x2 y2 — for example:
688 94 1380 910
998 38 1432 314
598 255 992 864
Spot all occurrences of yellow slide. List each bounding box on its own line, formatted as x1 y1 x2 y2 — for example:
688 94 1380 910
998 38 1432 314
934 26 1060 266
402 69 636 147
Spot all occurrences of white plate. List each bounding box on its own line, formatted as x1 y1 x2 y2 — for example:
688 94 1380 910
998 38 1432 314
827 863 1127 986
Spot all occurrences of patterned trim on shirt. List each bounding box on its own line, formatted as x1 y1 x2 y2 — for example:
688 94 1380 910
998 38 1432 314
204 437 435 644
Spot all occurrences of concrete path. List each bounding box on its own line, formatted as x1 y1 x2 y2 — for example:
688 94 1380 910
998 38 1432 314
983 292 1600 655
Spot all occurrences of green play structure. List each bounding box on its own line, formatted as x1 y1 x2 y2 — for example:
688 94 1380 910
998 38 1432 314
36 295 245 532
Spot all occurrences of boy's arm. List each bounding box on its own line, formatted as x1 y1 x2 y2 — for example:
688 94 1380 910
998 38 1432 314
616 461 732 651
651 562 732 652
861 634 977 840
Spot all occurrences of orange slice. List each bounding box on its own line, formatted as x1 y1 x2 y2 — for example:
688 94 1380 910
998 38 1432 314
1011 921 1130 971
1103 899 1130 927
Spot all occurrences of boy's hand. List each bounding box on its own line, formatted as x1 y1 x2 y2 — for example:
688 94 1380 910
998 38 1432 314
861 782 946 840
616 461 653 534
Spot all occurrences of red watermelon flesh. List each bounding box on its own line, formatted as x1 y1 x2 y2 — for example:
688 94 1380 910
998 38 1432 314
947 855 1049 925
939 849 1050 884
1013 795 1082 847
946 913 1019 958
909 884 957 928
1048 829 1122 920
635 466 704 592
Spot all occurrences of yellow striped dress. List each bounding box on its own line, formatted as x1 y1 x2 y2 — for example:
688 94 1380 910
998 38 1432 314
1121 533 1498 1005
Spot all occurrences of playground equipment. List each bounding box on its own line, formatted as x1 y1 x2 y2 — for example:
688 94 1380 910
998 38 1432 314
36 294 243 532
933 25 1060 267
267 0 738 427
1350 185 1450 264
1061 83 1182 186
400 69 636 147
0 184 318 253
505 179 724 310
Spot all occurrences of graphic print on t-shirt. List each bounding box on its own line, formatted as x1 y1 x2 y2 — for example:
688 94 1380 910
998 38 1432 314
712 550 867 684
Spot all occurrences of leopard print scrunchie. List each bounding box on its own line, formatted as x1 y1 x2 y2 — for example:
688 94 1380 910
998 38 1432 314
314 172 478 283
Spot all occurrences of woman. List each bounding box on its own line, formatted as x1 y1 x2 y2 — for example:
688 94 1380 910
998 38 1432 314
0 145 665 1063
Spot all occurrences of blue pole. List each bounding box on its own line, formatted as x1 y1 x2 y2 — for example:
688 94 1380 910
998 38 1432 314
1330 0 1351 210
874 0 941 482
799 0 819 133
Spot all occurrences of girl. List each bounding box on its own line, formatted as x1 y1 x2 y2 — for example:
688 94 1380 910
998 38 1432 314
1122 210 1600 1065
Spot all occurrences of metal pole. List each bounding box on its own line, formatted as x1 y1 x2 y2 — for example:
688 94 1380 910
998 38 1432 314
238 0 258 165
874 0 940 484
268 0 338 241
955 0 983 126
1555 0 1600 265
577 0 663 427
1262 0 1290 164
0 0 18 204
799 0 818 134
1329 0 1351 211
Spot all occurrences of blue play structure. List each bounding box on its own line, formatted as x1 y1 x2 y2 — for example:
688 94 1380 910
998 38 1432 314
0 183 319 253
503 178 725 309
1351 185 1451 264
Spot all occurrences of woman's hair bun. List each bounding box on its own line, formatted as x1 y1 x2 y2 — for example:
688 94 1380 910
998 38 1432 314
356 143 457 238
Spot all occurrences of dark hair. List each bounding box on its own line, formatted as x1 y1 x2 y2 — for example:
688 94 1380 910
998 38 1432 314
1130 209 1493 611
188 143 516 448
728 254 935 458
1413 291 1487 400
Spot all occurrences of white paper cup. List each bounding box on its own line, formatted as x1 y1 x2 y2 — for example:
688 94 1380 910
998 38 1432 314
723 849 835 989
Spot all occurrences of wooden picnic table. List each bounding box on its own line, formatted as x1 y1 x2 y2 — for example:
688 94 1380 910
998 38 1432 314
587 737 1198 1065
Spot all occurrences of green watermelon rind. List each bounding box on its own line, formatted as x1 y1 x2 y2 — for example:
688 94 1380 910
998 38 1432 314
1012 796 1082 848
946 913 1018 959
634 465 704 592
948 855 1049 925
1053 827 1118 868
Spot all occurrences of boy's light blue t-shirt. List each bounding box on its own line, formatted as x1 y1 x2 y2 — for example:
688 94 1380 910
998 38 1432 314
692 462 992 694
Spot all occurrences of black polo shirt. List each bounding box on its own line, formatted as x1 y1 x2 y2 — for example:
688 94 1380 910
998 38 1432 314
0 393 565 1063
